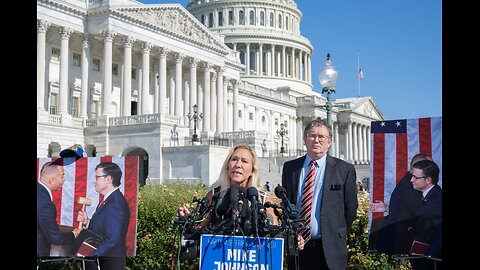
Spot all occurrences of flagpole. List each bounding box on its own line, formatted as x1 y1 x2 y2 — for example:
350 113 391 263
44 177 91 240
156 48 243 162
357 50 361 97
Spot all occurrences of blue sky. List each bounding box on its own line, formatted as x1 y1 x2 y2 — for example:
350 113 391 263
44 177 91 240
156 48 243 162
139 0 442 120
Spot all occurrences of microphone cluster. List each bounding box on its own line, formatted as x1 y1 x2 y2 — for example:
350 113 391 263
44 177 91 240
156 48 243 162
172 184 304 259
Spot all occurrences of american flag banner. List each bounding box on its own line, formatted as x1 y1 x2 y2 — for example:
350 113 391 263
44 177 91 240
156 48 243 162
37 156 139 256
359 68 364 79
367 117 442 251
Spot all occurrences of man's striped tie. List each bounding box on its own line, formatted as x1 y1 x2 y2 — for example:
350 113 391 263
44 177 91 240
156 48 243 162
299 159 316 243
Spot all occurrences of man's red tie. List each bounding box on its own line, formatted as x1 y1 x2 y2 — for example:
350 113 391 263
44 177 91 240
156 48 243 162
96 197 104 209
299 160 316 243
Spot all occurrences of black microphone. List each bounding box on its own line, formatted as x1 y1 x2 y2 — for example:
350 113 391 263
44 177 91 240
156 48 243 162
230 186 239 222
247 187 259 235
238 187 247 216
215 188 231 217
257 203 272 226
264 201 281 209
274 185 298 219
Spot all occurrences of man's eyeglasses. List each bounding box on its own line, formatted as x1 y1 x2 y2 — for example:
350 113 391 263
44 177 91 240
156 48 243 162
411 174 427 181
95 175 108 179
306 134 330 142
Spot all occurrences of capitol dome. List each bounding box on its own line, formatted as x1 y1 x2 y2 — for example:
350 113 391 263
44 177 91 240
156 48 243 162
186 0 314 97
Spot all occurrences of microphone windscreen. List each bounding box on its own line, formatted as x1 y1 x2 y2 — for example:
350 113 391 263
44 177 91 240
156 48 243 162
247 186 259 199
238 187 247 200
264 201 275 208
230 186 239 203
274 185 287 199
215 188 231 216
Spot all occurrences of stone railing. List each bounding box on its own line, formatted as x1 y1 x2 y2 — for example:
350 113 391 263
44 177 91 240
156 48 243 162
83 113 183 127
222 130 256 139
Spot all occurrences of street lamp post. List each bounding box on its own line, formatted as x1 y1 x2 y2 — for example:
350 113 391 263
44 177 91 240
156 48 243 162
318 53 339 155
187 104 203 143
276 122 288 154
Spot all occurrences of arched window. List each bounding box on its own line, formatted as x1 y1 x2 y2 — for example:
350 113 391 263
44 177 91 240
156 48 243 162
278 14 282 28
269 12 274 27
249 10 255 25
218 11 223 27
260 11 265 26
285 15 289 30
228 10 234 25
239 10 245 25
208 13 214 27
200 14 205 25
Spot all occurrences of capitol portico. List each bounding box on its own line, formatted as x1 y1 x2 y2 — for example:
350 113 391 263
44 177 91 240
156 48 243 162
37 0 384 188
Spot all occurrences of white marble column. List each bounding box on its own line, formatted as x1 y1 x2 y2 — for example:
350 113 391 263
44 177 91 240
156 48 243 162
281 46 286 77
37 19 50 111
259 43 263 76
362 125 368 164
232 79 239 131
189 57 198 115
183 78 190 120
197 84 204 130
270 45 275 76
174 53 184 117
168 68 175 115
353 122 358 163
290 47 295 78
223 78 228 132
367 126 371 163
347 122 353 163
216 66 224 132
307 54 312 83
80 34 90 118
296 116 303 151
266 47 271 76
122 36 135 116
58 27 73 115
357 124 364 164
101 29 116 116
203 63 211 131
246 43 250 75
210 72 217 132
276 50 281 77
141 42 153 115
300 51 304 81
158 47 168 114
334 123 340 158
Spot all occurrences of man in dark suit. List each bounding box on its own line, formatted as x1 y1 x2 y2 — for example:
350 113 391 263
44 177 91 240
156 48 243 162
37 160 81 257
409 159 442 270
282 119 358 270
370 153 432 255
77 161 130 270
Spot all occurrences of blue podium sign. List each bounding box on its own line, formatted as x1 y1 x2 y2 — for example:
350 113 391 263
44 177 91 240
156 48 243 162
199 234 284 270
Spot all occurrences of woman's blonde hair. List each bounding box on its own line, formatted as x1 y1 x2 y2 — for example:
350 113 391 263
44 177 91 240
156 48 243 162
217 144 260 191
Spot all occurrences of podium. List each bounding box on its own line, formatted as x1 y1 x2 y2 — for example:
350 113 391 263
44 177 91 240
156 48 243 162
199 234 284 270
70 228 103 256
37 229 103 270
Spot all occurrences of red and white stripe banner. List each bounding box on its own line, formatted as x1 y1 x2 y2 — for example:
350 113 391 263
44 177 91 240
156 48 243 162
367 117 442 250
37 156 139 256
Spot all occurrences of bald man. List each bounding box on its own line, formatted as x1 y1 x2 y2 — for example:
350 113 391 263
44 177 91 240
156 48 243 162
37 160 80 257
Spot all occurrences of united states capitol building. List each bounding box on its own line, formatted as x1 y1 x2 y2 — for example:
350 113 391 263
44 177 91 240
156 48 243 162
37 0 384 188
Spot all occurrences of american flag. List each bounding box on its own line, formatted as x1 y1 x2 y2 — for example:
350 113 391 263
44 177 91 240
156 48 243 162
37 156 139 256
367 117 442 250
359 68 364 79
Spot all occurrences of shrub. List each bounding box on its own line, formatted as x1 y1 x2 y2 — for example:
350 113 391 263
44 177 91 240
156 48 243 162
38 182 412 269
347 191 411 270
127 182 209 270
